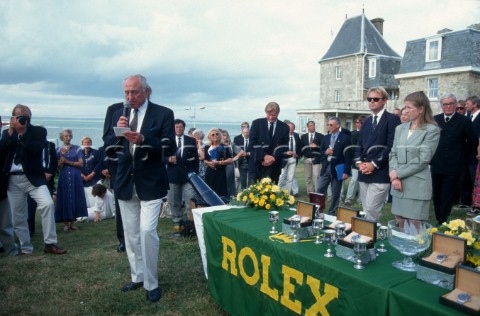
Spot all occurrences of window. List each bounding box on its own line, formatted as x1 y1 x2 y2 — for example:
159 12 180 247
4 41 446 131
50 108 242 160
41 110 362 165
299 117 309 133
427 78 439 99
334 90 341 102
335 65 342 80
368 59 376 78
426 38 442 62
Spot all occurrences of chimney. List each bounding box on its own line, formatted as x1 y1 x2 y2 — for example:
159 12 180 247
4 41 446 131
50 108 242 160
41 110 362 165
370 18 384 36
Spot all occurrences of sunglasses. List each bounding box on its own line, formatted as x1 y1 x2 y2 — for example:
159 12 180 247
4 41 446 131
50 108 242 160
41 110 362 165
457 107 465 110
211 133 220 136
367 97 385 102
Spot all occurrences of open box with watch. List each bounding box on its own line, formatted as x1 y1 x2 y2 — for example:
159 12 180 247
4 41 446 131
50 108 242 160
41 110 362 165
282 201 316 239
439 265 480 315
326 207 359 234
417 232 466 290
335 216 378 263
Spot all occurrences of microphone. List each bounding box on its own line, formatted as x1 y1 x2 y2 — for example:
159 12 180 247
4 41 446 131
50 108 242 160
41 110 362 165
123 101 131 125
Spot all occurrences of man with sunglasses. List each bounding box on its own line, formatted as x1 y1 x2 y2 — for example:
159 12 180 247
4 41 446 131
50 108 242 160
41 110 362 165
354 87 401 221
0 104 66 255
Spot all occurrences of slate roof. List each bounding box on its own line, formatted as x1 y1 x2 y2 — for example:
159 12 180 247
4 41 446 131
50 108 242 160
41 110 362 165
320 14 400 61
397 28 480 74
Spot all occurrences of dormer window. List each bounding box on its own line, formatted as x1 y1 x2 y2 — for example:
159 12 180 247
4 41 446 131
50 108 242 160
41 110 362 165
426 37 442 62
368 58 377 78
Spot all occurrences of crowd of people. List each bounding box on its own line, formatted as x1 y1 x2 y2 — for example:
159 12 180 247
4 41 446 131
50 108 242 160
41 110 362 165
0 75 478 304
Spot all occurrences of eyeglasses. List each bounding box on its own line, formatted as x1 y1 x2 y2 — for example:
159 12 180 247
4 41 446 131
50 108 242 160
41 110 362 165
211 133 220 136
457 107 465 110
241 125 248 128
367 97 385 102
442 102 456 107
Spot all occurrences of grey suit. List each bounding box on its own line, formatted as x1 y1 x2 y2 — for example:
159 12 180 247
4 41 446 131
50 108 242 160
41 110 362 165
389 122 440 220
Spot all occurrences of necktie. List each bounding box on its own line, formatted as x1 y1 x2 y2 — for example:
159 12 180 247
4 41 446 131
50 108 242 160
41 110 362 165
372 115 378 131
244 138 248 150
178 137 182 157
289 136 293 151
309 134 314 144
330 133 337 148
13 137 23 165
129 109 138 155
445 116 450 123
269 122 274 138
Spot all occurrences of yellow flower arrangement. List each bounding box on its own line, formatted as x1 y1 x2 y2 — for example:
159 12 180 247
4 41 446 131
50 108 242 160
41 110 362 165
431 219 480 268
235 177 295 210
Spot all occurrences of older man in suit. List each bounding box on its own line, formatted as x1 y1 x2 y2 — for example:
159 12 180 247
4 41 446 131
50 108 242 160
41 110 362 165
233 126 250 190
431 93 478 224
105 74 175 303
355 87 401 221
166 119 198 234
300 120 324 194
317 117 351 215
0 104 66 255
248 102 289 185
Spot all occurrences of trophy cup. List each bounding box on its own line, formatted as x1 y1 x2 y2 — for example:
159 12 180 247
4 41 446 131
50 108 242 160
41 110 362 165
353 238 368 269
312 219 324 244
269 211 279 234
290 215 301 243
323 229 336 258
377 225 388 253
335 222 346 243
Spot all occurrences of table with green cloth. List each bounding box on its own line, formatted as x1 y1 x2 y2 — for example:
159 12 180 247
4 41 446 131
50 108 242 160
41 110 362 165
202 207 464 316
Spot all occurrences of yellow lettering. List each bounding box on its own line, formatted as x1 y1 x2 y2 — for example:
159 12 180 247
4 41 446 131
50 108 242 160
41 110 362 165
238 247 260 285
221 236 238 276
305 276 339 316
280 265 303 314
260 255 279 301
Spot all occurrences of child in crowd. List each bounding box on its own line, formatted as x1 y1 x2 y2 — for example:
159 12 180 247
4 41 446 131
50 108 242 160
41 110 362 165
79 184 115 222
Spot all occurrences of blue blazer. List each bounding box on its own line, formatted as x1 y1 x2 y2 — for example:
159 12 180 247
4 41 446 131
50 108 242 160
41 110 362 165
300 132 324 164
319 132 352 179
105 101 176 200
355 111 401 184
166 135 199 184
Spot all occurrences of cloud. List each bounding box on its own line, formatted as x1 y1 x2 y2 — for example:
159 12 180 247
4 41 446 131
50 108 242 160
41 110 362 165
0 0 478 123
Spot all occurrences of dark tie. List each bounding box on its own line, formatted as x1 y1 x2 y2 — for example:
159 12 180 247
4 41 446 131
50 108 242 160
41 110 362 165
330 133 337 148
244 138 248 150
13 136 23 165
269 122 274 138
289 136 293 151
129 109 138 155
310 134 314 144
178 137 182 157
445 116 450 123
372 115 378 131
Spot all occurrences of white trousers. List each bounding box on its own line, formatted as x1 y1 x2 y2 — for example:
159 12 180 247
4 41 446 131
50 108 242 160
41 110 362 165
8 174 57 253
278 158 297 194
119 187 162 291
303 158 321 193
359 182 390 221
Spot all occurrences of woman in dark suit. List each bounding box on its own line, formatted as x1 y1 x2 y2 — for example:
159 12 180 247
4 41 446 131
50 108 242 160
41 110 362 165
389 91 440 220
204 128 233 197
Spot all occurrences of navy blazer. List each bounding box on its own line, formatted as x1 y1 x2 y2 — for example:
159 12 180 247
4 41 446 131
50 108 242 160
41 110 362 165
355 112 401 184
166 135 199 184
233 134 250 166
248 118 289 171
105 101 176 200
319 132 352 179
300 132 324 164
0 125 49 188
103 102 124 143
431 113 478 175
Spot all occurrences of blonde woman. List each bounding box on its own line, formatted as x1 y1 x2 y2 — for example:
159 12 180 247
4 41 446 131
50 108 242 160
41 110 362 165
204 128 233 197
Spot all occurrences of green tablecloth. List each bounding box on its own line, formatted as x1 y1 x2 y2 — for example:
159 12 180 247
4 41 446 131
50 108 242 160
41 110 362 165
202 208 461 315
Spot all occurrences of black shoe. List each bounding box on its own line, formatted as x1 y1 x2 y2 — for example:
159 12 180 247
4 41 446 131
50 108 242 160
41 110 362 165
117 243 126 253
121 282 143 292
44 244 67 255
468 208 480 215
458 205 469 209
0 247 4 253
146 288 161 302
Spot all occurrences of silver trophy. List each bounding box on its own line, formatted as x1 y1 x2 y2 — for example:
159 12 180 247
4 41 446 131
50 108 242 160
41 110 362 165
353 238 368 269
268 211 279 234
323 229 336 258
312 219 324 244
377 225 388 253
335 222 346 243
290 215 301 243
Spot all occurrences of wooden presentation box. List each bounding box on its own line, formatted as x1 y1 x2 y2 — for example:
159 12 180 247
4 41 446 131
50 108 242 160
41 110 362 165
417 232 466 290
440 265 480 315
282 201 316 239
327 207 360 233
335 216 377 263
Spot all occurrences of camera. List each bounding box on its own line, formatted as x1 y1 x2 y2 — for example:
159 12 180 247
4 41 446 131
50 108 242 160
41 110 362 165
16 116 29 126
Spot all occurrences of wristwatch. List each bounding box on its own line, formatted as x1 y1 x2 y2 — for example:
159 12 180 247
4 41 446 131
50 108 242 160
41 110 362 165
436 254 448 264
457 292 470 305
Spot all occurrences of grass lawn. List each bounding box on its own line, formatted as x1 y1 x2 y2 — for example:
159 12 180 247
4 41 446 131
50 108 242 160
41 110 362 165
0 161 469 315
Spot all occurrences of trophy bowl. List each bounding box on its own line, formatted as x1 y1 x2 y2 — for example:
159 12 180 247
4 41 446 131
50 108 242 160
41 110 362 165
387 219 432 272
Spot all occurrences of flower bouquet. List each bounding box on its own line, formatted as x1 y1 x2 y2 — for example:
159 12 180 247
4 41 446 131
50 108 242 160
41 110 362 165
235 177 295 210
430 219 480 269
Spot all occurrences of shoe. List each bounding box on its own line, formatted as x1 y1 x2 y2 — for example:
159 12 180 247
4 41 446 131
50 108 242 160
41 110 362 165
117 243 126 253
146 288 161 302
344 200 352 206
121 281 143 292
468 208 480 215
63 225 69 233
69 225 78 231
458 205 469 209
0 247 4 253
44 244 67 255
293 194 299 197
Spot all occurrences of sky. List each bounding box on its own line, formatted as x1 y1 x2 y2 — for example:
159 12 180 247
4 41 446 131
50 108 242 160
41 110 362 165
1 0 479 124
